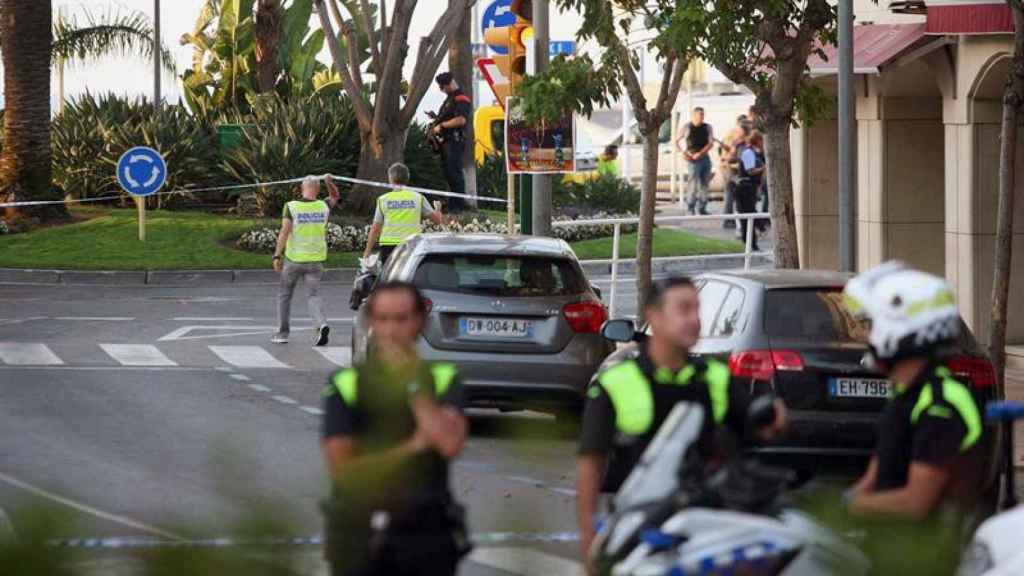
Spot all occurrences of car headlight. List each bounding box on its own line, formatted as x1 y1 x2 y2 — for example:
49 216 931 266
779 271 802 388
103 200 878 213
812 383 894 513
958 541 994 576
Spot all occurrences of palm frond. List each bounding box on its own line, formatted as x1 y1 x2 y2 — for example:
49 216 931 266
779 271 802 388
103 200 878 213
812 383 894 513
52 9 177 75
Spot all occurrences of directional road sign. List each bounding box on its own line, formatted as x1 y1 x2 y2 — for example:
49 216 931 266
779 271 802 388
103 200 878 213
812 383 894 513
117 146 167 197
481 0 516 55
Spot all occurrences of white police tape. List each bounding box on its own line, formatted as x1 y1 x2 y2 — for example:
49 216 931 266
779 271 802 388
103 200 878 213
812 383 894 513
0 173 506 209
47 531 579 549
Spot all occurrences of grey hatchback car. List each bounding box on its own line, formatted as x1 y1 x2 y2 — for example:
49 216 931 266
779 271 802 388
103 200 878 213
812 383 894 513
351 234 614 415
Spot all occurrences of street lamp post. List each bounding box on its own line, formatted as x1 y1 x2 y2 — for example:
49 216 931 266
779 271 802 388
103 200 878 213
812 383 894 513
838 0 855 271
153 0 161 113
531 0 552 236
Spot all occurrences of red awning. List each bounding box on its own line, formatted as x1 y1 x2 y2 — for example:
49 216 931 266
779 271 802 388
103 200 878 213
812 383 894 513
808 23 928 75
925 1 1012 35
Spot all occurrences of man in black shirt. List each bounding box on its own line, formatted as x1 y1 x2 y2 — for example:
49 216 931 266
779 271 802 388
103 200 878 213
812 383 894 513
843 262 984 521
322 281 469 576
675 107 714 215
576 277 788 570
433 72 472 213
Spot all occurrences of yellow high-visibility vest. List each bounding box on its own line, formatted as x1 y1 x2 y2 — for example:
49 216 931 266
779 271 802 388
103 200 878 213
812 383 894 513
284 200 329 263
378 190 425 246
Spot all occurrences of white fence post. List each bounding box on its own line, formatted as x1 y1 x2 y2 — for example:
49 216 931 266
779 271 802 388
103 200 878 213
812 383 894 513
608 222 621 318
744 215 754 270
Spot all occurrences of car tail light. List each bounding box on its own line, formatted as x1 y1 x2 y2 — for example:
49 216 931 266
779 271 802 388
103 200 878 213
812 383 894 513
422 297 433 315
728 349 804 380
948 355 996 388
563 300 608 333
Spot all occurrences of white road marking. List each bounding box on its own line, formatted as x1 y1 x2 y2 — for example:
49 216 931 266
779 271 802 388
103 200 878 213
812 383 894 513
53 317 135 321
172 317 255 321
209 346 291 369
0 343 64 365
160 321 353 342
314 346 351 367
247 384 272 393
271 395 297 405
99 344 177 367
229 373 251 381
0 471 182 540
299 406 323 416
469 548 583 576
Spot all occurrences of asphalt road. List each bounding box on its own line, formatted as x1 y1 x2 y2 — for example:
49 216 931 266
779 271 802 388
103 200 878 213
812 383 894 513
0 279 590 576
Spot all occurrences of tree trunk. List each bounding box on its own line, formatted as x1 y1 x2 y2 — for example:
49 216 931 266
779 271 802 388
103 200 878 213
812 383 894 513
255 0 283 94
449 1 476 207
635 132 661 313
354 128 407 213
762 117 800 269
988 2 1024 398
0 0 65 222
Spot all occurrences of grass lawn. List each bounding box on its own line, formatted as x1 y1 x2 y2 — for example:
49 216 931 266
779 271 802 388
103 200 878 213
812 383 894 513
570 229 743 261
0 207 360 270
0 207 740 270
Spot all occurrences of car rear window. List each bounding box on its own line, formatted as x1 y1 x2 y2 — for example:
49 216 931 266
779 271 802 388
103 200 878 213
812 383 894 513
413 254 587 297
764 289 870 342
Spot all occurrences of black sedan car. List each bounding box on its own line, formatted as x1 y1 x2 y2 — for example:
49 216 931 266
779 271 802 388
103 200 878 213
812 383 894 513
594 270 1001 484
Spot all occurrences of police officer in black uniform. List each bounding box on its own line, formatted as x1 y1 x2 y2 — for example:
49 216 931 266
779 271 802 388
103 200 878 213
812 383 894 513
843 262 986 522
321 281 470 576
432 72 472 213
576 277 788 572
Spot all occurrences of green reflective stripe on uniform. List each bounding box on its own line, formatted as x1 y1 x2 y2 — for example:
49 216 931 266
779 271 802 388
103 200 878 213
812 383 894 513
379 190 423 246
677 364 696 385
910 384 933 424
332 369 358 406
284 200 329 262
599 361 654 435
927 405 953 419
431 362 457 397
705 360 730 424
939 377 982 451
905 290 956 319
655 364 695 386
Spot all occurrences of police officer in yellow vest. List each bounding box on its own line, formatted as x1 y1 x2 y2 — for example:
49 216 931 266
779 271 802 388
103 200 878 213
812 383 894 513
363 163 445 266
321 281 470 576
576 277 788 572
273 175 339 346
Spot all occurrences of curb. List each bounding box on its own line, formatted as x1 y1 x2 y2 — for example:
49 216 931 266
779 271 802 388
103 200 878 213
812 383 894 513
0 267 357 286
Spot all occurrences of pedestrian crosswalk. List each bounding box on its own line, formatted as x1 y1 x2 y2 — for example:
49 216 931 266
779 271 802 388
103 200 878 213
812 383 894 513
0 342 353 370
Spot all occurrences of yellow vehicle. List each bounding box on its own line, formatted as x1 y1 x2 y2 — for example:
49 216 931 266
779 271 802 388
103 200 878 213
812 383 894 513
474 104 506 165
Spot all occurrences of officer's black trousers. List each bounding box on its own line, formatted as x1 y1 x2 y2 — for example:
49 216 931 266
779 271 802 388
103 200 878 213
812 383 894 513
329 530 461 576
441 140 466 213
736 181 760 251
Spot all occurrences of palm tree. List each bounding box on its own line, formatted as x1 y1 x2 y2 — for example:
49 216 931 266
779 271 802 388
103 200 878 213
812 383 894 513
255 0 284 93
0 2 173 222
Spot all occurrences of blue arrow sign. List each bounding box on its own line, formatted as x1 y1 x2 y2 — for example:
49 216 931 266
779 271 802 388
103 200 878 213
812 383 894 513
549 41 576 56
117 146 167 197
481 0 516 55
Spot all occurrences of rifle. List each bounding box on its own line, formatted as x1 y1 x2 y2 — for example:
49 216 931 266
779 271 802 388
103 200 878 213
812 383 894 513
426 111 445 155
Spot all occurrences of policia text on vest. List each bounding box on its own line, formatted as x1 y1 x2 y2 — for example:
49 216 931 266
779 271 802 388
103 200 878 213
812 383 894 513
273 176 339 346
363 163 446 266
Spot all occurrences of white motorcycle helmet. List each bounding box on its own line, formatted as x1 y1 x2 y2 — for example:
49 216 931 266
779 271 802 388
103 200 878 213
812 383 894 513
843 261 960 362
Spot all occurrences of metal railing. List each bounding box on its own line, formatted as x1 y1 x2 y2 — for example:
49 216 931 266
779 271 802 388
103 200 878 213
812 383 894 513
553 212 773 317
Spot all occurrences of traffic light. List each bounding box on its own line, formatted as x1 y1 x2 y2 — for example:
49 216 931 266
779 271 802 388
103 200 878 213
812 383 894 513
482 0 533 106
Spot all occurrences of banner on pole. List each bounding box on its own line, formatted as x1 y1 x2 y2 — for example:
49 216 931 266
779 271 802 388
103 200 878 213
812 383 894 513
504 98 576 174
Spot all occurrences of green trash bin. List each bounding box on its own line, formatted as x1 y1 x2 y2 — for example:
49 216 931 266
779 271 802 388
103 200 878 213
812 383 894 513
217 124 255 151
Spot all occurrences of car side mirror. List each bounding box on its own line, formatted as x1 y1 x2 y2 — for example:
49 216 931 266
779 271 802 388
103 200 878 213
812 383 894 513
591 284 603 300
601 319 637 343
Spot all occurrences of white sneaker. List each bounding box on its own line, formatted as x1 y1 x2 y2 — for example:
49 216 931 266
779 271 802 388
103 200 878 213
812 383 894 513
314 325 330 347
271 333 289 344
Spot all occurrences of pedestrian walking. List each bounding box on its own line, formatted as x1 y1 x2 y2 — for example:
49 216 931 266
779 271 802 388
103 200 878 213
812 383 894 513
431 72 472 214
596 144 620 178
272 175 340 346
321 281 470 576
735 131 765 251
675 107 714 215
716 115 750 230
363 163 446 266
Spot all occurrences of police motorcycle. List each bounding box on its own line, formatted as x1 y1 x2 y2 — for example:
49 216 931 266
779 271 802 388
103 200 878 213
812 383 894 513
957 401 1024 576
591 396 870 576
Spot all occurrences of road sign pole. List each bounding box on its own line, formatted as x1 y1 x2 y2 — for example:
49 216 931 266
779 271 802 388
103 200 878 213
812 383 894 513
136 196 147 242
530 0 552 237
153 0 161 113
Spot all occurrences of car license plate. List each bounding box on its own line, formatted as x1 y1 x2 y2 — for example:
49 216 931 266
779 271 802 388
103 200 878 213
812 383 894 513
829 378 891 398
460 317 533 338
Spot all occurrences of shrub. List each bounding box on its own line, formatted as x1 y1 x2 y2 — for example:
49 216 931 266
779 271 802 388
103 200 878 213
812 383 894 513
51 94 224 206
553 174 641 215
476 152 508 200
236 222 370 253
0 219 8 235
404 123 449 193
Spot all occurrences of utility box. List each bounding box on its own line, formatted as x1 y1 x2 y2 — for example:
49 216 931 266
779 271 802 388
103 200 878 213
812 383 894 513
217 124 254 151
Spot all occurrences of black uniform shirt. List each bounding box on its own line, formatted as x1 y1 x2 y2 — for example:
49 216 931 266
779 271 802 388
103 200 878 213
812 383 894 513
579 346 750 492
872 363 983 499
437 89 471 139
322 359 465 513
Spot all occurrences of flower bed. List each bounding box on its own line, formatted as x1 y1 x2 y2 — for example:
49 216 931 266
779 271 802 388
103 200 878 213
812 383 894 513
234 212 638 254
